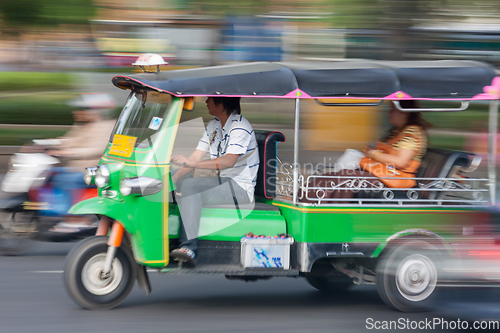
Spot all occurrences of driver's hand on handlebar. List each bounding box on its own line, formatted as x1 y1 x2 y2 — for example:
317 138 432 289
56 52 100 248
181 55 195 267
170 155 192 168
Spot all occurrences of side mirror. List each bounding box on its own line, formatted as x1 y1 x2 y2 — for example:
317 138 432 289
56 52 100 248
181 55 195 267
183 97 195 111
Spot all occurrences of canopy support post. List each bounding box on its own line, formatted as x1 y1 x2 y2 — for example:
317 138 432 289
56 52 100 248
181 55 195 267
488 99 498 204
293 98 300 205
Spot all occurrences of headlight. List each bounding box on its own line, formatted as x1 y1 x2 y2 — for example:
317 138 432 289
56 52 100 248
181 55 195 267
119 177 162 196
119 180 132 196
83 167 98 185
95 165 110 188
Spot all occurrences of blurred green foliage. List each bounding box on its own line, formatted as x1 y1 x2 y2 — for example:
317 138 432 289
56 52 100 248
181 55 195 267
428 134 466 151
0 0 96 34
186 0 269 16
0 127 68 146
0 72 73 92
0 0 43 29
422 102 490 131
40 0 96 26
425 110 489 131
0 93 76 125
0 72 76 129
180 99 295 126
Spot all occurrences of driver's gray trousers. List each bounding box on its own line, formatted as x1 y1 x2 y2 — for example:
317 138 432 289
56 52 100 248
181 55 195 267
175 176 250 253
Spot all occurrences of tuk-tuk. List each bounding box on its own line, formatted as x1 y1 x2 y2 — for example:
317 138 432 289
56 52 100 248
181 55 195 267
63 58 500 312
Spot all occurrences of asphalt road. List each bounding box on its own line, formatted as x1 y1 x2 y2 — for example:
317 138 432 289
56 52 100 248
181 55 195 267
2 241 500 333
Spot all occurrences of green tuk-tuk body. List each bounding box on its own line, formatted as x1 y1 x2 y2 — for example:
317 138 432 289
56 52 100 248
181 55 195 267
65 60 499 312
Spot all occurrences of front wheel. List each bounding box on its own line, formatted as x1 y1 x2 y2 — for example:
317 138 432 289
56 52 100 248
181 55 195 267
376 240 441 312
63 236 136 310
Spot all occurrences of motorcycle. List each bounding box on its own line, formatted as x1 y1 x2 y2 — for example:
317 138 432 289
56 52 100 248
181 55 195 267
0 146 98 255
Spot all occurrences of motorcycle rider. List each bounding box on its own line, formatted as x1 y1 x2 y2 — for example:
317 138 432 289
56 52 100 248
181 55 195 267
47 93 116 232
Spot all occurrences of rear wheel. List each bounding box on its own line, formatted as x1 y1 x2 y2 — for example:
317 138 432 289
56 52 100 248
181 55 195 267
376 240 441 312
0 211 36 255
64 236 136 310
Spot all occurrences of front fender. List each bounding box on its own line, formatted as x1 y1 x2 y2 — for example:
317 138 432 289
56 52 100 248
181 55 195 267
69 197 135 234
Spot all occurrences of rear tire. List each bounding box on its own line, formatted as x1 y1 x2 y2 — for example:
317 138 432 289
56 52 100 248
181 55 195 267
376 240 441 312
0 211 36 256
63 236 136 310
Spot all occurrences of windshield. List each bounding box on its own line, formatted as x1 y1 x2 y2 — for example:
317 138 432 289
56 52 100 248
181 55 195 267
112 91 172 148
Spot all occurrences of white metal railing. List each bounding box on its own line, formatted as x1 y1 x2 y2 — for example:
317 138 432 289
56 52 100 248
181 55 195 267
304 175 489 206
276 156 304 199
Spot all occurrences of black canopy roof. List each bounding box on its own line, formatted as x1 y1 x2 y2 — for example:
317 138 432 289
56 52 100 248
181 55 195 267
112 60 497 100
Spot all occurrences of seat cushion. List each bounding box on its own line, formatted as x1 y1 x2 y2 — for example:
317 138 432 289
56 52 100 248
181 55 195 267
254 130 286 198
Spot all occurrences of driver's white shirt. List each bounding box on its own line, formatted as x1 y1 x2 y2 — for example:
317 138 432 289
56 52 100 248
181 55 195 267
195 112 259 201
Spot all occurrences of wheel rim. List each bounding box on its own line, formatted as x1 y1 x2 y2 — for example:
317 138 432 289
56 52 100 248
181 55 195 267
81 253 123 296
395 254 437 302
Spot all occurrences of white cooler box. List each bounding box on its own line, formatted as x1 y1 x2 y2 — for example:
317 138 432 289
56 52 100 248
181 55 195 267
240 237 294 270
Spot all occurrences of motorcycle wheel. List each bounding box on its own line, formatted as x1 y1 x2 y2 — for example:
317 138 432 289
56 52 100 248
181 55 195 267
64 236 136 310
0 211 36 256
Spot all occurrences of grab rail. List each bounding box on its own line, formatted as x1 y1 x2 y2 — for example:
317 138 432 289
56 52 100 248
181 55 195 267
393 100 469 112
315 100 384 107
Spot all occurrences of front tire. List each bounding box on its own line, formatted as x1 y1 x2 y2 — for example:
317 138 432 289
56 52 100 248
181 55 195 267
64 236 136 310
376 240 441 312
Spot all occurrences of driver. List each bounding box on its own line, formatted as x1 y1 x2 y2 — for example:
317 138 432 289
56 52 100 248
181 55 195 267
170 97 258 263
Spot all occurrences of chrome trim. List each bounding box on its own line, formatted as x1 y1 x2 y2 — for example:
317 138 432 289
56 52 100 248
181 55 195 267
102 190 118 198
394 100 469 112
95 164 110 188
488 99 498 204
385 229 446 243
121 177 163 196
83 167 98 185
298 242 311 272
296 242 380 272
101 246 118 277
326 252 365 257
284 202 487 208
292 98 300 205
100 164 110 177
458 153 481 173
316 100 383 107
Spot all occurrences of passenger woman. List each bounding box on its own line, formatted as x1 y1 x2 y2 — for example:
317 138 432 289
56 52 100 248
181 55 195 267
307 100 431 201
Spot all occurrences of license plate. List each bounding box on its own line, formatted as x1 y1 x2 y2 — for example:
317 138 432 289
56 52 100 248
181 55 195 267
110 134 137 157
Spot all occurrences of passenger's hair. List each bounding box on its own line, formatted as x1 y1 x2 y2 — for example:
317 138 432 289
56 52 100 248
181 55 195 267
396 100 432 130
212 97 241 115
